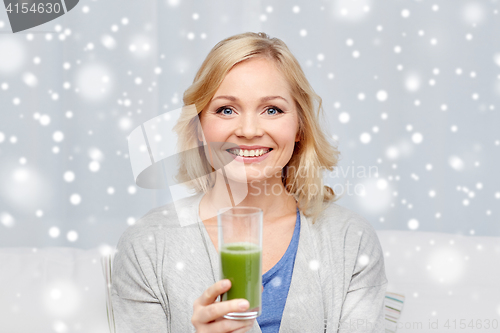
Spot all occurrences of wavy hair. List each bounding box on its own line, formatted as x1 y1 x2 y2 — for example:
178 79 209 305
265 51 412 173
173 32 340 224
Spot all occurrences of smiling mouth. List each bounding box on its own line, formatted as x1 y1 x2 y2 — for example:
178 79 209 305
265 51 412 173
226 148 273 157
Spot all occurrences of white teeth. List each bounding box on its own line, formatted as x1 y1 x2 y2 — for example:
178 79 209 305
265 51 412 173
228 148 270 157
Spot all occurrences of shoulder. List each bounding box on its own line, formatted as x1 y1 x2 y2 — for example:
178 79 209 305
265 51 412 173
116 193 202 250
310 200 383 261
314 200 376 237
313 201 388 288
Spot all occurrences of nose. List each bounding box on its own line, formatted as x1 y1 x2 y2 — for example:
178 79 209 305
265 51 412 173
235 112 263 139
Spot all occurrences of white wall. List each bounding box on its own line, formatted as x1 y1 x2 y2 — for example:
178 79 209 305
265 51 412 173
0 0 499 248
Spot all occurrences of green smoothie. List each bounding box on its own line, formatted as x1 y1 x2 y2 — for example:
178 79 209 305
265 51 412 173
220 242 262 311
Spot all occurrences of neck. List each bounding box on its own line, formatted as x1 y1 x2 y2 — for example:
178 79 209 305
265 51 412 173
199 172 297 224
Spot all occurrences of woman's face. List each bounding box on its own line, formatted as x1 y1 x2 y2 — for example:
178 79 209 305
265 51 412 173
199 57 300 184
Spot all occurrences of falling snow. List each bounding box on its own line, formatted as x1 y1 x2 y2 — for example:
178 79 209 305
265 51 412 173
49 227 60 238
67 230 78 242
89 161 100 172
70 194 82 205
408 219 419 230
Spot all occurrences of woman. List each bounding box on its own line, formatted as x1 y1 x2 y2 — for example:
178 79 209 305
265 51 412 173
111 32 388 333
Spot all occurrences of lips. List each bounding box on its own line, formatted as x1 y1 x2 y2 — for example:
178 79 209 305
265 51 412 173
226 148 273 157
226 145 272 150
224 147 273 163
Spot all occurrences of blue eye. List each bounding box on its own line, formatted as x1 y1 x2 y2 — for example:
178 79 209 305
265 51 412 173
216 107 233 115
267 107 284 115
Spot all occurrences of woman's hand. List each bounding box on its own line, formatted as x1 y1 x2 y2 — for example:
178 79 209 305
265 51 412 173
192 279 256 333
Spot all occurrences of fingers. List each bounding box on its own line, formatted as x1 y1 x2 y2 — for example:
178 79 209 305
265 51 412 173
192 279 257 333
228 320 255 333
197 279 231 306
199 298 250 324
215 318 255 333
194 319 253 333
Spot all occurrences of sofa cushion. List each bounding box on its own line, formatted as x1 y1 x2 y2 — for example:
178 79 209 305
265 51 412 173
0 247 109 333
377 230 500 332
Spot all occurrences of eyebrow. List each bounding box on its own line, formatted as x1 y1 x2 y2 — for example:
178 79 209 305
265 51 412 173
211 95 289 105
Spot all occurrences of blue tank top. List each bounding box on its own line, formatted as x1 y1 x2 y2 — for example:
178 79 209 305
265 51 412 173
257 208 301 332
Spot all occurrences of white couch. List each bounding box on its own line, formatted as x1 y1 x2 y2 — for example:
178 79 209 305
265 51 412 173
377 230 500 332
0 247 111 333
1 231 499 333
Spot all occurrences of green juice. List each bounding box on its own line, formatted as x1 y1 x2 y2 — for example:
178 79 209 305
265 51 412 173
220 242 262 311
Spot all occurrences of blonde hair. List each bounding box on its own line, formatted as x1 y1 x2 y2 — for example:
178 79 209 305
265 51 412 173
173 32 340 224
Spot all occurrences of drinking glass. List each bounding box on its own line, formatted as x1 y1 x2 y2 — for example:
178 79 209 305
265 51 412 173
218 206 263 320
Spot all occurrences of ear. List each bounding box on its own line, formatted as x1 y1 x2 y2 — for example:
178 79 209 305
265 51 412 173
295 129 301 142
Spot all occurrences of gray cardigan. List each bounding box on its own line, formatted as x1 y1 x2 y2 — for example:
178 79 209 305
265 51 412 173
111 192 388 332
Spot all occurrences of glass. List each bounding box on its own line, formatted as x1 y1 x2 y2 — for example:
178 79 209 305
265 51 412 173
218 206 263 320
